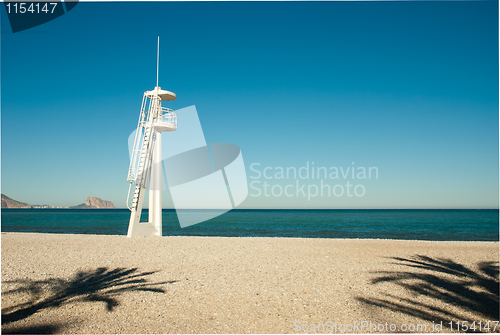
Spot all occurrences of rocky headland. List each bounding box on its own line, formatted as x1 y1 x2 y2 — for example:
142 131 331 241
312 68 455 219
70 196 116 209
1 194 31 209
1 195 116 209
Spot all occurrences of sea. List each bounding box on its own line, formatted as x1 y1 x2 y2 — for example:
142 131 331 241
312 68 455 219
1 209 498 241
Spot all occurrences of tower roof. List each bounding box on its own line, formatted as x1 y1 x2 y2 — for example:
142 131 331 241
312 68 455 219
145 86 176 101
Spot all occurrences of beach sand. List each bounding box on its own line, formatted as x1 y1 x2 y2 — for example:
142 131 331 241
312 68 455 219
1 233 498 334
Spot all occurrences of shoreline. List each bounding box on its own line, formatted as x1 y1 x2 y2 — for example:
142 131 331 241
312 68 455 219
3 208 499 209
2 231 499 243
2 233 498 334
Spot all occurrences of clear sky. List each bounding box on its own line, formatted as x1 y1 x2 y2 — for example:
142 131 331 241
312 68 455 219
1 1 498 209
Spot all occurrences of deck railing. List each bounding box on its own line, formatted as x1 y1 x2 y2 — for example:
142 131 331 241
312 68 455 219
159 107 177 129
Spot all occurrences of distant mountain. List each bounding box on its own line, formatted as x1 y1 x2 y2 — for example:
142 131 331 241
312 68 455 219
70 196 116 209
1 194 31 209
1 195 115 209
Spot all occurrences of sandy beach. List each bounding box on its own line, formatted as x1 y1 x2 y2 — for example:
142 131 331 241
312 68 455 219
1 233 498 334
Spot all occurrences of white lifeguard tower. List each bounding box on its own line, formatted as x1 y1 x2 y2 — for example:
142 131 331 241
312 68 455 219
126 37 177 237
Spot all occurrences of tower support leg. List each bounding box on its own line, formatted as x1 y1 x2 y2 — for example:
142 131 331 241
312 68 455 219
127 182 161 237
149 131 162 236
127 131 162 238
127 186 147 237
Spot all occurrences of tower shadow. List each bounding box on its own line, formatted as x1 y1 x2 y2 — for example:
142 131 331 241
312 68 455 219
2 267 177 328
356 255 499 327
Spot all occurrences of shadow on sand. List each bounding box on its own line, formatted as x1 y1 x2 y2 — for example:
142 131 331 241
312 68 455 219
2 323 65 334
2 267 177 332
357 255 499 328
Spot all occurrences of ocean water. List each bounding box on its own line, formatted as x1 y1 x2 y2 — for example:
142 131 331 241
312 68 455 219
1 209 498 241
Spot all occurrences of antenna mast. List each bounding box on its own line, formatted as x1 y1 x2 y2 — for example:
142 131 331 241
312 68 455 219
156 36 160 87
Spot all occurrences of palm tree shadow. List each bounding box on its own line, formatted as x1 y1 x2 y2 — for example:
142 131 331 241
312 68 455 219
2 267 178 326
356 255 499 328
2 323 65 334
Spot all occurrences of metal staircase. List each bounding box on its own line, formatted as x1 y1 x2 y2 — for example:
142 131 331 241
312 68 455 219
127 93 155 206
131 126 154 210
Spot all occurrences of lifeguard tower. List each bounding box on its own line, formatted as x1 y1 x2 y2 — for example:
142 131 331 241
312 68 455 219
126 37 176 237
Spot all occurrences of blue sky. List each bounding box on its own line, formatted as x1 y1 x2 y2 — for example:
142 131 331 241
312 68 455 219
1 1 498 209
